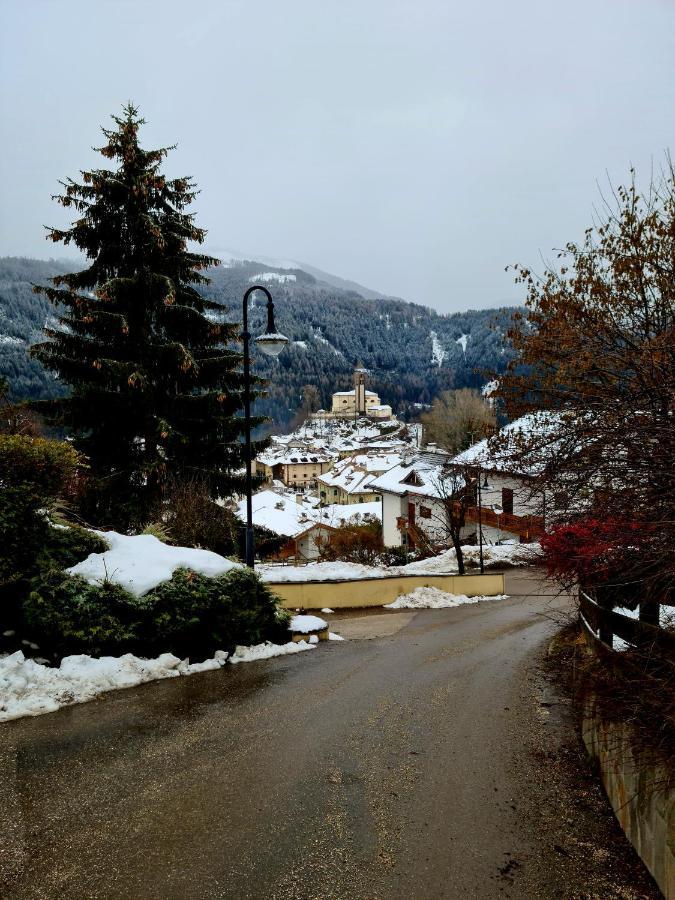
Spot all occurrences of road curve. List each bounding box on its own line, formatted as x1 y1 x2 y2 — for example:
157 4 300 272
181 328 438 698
0 572 657 899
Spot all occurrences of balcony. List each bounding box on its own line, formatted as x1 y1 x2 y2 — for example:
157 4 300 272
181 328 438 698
460 504 544 540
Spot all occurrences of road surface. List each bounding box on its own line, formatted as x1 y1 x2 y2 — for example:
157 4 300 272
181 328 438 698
0 571 657 899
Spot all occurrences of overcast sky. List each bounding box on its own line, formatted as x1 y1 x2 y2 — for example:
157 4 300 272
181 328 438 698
1 0 673 313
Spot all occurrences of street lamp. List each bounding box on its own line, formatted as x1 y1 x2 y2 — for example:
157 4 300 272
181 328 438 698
242 284 288 568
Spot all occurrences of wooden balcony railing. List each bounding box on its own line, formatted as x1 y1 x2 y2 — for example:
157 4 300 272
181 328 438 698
459 504 544 540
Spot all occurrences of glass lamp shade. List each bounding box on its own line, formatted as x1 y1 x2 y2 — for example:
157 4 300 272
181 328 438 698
254 331 289 357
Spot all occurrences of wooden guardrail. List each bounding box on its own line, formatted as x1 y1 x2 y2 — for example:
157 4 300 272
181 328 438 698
579 590 675 657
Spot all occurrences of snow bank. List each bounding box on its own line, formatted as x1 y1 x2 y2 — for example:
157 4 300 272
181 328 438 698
0 650 187 722
289 614 328 633
385 587 508 610
0 635 328 722
228 640 315 664
67 531 242 596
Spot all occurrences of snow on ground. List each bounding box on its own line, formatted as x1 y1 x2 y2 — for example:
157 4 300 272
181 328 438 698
67 531 241 596
259 542 539 583
385 587 508 610
321 608 334 614
429 330 446 367
0 638 325 722
400 542 541 574
613 605 675 629
249 272 297 284
259 560 388 582
228 640 314 664
0 650 187 722
456 333 469 353
289 615 328 633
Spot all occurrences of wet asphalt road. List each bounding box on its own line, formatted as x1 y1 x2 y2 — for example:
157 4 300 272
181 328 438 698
0 572 656 899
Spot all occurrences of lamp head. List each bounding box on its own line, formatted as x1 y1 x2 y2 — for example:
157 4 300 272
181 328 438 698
255 331 289 357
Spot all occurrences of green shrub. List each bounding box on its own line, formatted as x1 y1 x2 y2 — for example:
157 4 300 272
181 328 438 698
23 565 289 661
142 567 289 658
0 435 80 586
38 526 109 571
24 570 145 657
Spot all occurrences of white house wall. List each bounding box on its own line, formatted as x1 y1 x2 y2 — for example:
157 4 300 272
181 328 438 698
381 492 406 547
480 473 541 517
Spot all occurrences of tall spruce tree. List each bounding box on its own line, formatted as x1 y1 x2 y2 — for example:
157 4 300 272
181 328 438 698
32 105 253 528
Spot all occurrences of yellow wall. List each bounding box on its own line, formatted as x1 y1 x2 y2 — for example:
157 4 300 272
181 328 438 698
268 572 505 609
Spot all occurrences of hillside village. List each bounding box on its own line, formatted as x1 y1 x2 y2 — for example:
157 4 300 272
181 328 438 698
1 25 673 895
236 366 544 567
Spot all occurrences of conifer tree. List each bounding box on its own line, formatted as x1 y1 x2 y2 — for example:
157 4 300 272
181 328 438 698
32 105 253 528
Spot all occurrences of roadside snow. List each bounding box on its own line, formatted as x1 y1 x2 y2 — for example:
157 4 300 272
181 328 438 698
0 650 186 722
385 587 508 610
67 531 241 596
289 615 328 633
228 641 314 664
321 608 334 614
0 636 325 722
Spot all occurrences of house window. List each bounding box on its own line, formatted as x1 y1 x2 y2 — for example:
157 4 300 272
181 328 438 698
419 505 432 519
333 489 338 496
502 488 514 515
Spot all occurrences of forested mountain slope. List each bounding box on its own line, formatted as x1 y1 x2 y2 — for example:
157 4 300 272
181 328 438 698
0 256 519 428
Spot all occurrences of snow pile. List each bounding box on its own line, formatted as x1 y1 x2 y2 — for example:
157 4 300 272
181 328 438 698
228 640 315 664
67 531 242 596
0 650 189 721
385 587 508 610
321 608 334 614
400 542 541 575
289 615 328 633
0 636 329 722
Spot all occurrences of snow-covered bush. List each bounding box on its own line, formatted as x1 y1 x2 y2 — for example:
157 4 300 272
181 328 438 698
23 566 289 661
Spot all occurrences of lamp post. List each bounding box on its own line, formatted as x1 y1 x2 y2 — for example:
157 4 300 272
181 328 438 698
241 285 288 568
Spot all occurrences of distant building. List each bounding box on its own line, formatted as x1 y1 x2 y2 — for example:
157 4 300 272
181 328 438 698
317 451 403 505
254 449 334 487
314 367 393 421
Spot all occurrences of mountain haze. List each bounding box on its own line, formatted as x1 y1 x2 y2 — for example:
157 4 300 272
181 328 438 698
0 256 518 429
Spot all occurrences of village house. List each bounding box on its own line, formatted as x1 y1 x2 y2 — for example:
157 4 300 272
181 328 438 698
254 448 335 487
449 413 550 544
235 489 381 563
316 451 402 505
369 451 454 549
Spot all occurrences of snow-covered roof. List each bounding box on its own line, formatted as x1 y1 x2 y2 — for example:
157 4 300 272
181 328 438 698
235 490 381 538
317 451 403 494
333 389 378 397
369 452 456 499
451 412 559 476
256 448 335 467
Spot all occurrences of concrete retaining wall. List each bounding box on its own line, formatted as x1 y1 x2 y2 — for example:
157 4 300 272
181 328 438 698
268 572 505 610
582 699 674 897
